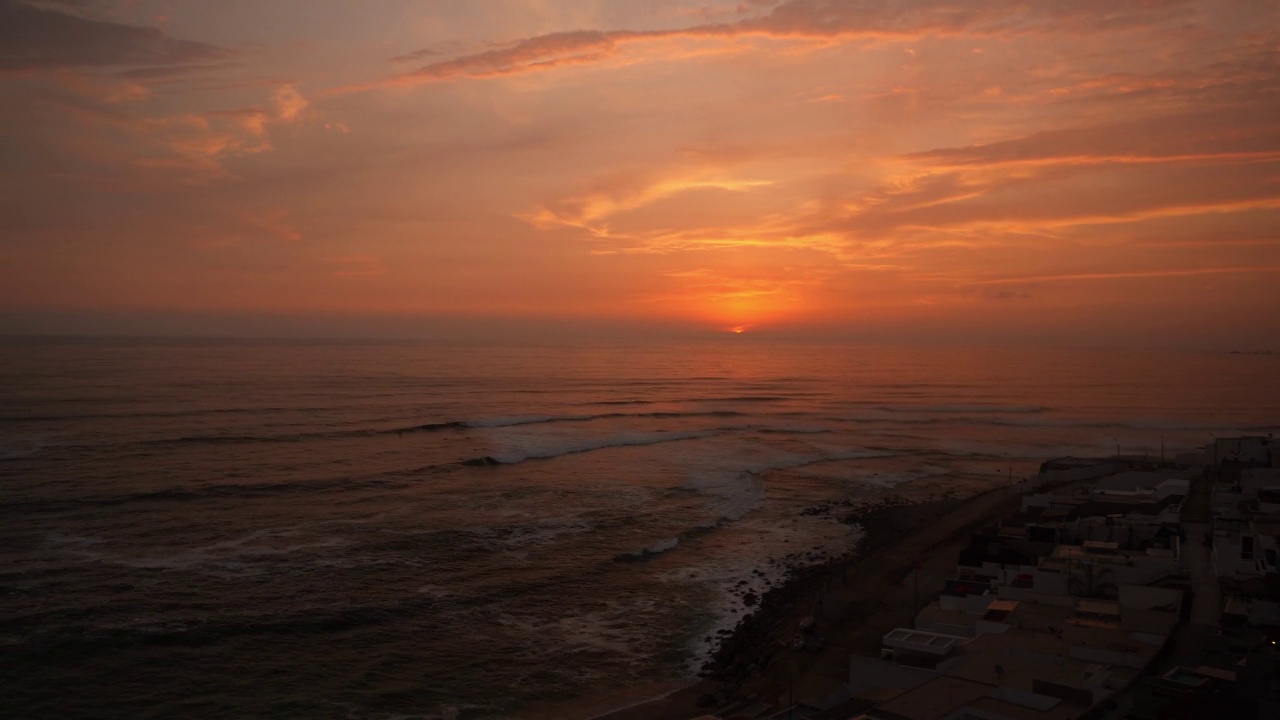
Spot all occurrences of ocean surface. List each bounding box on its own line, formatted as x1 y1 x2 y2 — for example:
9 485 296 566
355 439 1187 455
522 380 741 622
1 339 1277 719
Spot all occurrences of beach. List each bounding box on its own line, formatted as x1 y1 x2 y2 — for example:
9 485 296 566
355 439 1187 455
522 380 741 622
561 481 1040 720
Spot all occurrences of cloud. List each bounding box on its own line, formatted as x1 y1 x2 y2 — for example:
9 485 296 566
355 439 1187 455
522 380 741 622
241 209 303 242
141 85 312 178
112 62 243 80
12 77 316 182
368 0 1204 89
807 63 1280 243
271 84 309 123
966 266 1280 286
908 111 1280 170
327 254 387 278
0 0 229 72
524 169 773 234
388 48 438 63
380 30 646 87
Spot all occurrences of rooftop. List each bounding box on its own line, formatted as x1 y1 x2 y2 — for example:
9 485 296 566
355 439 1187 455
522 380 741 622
883 628 966 656
869 675 992 720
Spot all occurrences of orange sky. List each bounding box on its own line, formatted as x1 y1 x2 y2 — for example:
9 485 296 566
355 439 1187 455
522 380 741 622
2 0 1278 346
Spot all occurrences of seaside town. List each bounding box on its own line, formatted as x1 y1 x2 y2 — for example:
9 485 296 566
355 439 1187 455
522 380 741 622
650 435 1280 720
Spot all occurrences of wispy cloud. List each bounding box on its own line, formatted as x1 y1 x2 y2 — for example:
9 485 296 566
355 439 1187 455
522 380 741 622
523 169 774 234
964 266 1280 286
363 0 1206 90
0 0 229 73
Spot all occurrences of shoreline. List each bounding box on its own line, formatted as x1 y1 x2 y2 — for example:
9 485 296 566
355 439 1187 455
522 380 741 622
546 481 1029 720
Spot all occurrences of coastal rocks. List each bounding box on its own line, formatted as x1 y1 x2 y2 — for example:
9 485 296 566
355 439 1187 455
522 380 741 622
701 494 957 689
702 554 843 685
696 692 723 708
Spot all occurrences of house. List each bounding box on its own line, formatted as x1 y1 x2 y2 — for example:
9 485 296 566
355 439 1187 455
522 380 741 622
1209 436 1276 468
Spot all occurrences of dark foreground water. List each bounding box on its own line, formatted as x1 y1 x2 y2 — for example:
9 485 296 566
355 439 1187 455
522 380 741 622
1 339 1276 719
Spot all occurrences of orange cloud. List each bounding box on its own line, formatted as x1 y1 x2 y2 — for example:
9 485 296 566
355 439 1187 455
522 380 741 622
241 209 303 243
524 171 774 234
964 266 1280 286
38 79 316 182
361 0 1209 90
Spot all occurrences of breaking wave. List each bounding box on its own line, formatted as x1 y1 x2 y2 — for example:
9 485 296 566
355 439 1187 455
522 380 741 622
614 536 681 562
461 430 716 466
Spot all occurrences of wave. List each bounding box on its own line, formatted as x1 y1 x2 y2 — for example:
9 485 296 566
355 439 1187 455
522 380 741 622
0 404 344 424
680 449 899 525
833 413 1172 432
585 400 652 406
5 599 437 658
461 430 715 466
614 536 681 562
113 410 749 449
693 396 797 403
0 463 460 514
0 444 42 461
756 427 832 435
878 404 1048 414
408 410 743 435
463 415 590 428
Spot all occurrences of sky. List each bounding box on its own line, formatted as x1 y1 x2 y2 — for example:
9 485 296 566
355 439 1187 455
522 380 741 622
2 0 1278 346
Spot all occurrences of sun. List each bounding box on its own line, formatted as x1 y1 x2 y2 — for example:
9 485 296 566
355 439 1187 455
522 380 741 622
729 324 753 334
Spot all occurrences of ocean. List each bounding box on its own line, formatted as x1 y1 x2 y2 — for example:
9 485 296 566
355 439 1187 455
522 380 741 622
1 339 1276 719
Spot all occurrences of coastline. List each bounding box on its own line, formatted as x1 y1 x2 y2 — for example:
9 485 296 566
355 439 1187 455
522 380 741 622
539 480 1031 720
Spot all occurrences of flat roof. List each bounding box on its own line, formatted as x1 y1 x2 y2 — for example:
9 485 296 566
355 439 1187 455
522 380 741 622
885 628 964 648
873 676 992 720
965 696 1089 720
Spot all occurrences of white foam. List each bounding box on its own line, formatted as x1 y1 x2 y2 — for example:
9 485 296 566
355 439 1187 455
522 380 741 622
664 514 864 672
678 448 895 522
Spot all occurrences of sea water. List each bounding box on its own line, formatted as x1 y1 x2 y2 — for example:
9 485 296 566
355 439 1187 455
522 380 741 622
1 339 1275 718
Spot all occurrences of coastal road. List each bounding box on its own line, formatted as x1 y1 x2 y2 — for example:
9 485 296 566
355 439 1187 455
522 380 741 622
570 482 1033 720
765 483 1035 705
1167 472 1221 667
1179 473 1220 630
